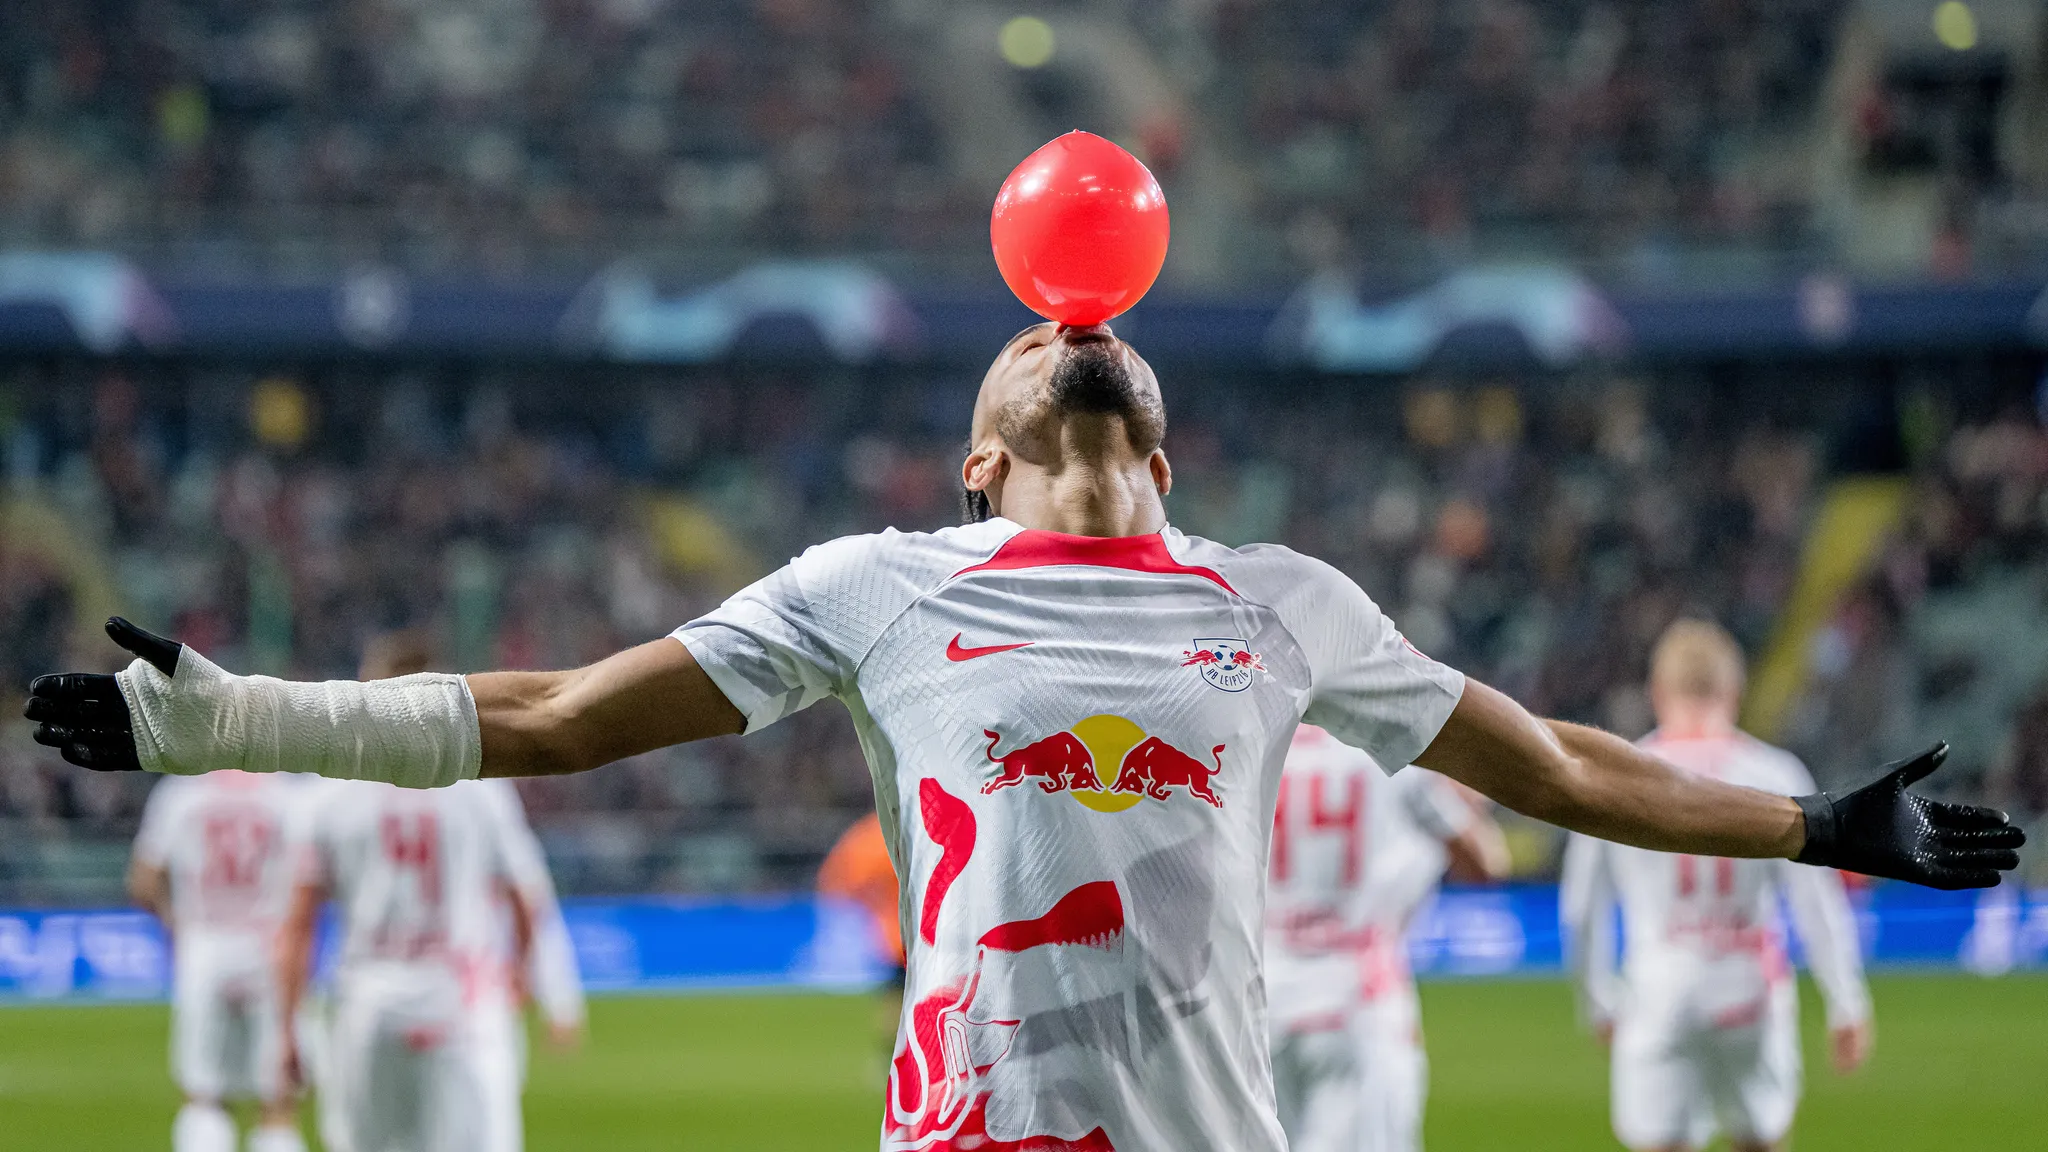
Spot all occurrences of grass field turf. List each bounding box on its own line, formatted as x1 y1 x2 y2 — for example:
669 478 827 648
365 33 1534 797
4 974 2043 1150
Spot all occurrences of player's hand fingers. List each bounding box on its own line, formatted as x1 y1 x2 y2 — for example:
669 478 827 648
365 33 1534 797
58 739 138 772
32 720 132 745
1926 801 2013 832
36 723 89 748
1886 742 1947 790
106 616 181 677
86 741 139 772
1918 864 2003 891
1934 823 2026 851
1935 846 2022 873
23 694 130 727
37 726 138 771
26 672 122 700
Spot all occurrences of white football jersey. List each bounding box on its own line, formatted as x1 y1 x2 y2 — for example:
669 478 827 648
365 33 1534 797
299 778 558 1001
1561 731 1871 1031
1264 725 1472 1028
677 520 1463 1152
134 771 309 942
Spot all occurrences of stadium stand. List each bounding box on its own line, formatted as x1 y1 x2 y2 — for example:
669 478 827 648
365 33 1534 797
4 1 2042 280
2 356 2041 898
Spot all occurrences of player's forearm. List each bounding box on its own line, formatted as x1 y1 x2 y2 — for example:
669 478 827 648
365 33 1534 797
472 639 744 778
1537 721 1806 858
44 619 740 785
1418 682 1805 859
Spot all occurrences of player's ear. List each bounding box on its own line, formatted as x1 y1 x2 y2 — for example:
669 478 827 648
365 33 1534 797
963 443 1009 517
1149 448 1172 497
963 443 1006 493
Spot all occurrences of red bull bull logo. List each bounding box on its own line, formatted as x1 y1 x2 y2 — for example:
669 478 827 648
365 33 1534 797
982 715 1225 812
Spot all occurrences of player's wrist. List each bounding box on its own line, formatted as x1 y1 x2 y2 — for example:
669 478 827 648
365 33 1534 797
1792 792 1837 865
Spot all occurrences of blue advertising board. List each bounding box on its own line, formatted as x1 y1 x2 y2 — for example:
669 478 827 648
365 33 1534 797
2 252 2043 367
3 885 2043 1003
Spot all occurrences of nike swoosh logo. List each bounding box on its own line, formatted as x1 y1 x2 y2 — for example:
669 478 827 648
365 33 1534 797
946 634 1034 662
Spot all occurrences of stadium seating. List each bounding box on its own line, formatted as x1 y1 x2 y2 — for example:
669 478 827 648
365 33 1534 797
1 357 2041 899
4 1 2042 280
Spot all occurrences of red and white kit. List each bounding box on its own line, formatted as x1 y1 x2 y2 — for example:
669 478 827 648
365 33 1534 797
676 520 1463 1152
134 771 309 1102
1561 731 1871 1150
298 778 562 1152
1264 725 1475 1152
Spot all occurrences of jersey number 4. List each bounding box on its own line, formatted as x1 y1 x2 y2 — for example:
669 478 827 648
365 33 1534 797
1271 774 1368 886
380 811 443 907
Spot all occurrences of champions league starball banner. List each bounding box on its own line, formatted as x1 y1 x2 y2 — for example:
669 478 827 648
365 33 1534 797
1 886 2044 1003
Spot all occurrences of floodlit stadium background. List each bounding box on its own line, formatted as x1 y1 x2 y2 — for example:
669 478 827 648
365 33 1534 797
2 1 2047 1148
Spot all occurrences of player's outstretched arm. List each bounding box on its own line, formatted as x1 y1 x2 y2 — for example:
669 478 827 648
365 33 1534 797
470 640 742 777
24 617 743 786
1415 679 2024 889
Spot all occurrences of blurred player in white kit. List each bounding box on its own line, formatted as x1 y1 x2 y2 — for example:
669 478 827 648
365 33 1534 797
277 635 582 1152
1562 621 1872 1152
1265 724 1510 1152
130 769 310 1152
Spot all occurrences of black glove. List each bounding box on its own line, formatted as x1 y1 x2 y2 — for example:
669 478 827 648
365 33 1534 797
23 617 183 772
1794 743 2025 890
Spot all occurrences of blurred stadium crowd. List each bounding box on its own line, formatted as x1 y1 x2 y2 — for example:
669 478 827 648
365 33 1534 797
2 0 2043 280
3 359 2045 899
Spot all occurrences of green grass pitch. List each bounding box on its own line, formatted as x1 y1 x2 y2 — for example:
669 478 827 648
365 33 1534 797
4 974 2043 1150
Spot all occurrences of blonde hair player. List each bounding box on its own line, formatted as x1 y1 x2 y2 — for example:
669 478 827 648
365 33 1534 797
30 321 2020 1151
1562 620 1873 1152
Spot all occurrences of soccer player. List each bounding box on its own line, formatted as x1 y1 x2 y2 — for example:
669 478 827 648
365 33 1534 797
279 631 581 1152
31 322 2021 1152
1561 621 1873 1152
277 777 571 1152
1266 724 1510 1152
130 769 310 1152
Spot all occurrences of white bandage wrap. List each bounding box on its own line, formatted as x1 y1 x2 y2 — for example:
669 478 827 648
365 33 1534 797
115 647 482 788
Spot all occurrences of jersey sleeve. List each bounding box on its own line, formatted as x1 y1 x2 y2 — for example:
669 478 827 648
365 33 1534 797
131 778 181 868
1762 749 1872 1027
671 530 938 733
478 781 585 1027
478 780 556 900
1398 768 1476 842
1778 858 1872 1027
1559 833 1622 1028
1248 549 1465 771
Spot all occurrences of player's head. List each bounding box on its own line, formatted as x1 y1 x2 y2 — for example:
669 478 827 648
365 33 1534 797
1648 619 1745 732
962 321 1169 523
359 629 437 680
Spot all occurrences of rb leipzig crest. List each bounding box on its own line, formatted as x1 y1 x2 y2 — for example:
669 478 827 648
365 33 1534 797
1182 637 1264 693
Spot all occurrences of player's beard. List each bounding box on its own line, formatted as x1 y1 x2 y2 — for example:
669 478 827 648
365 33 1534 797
1005 343 1164 456
1047 342 1158 433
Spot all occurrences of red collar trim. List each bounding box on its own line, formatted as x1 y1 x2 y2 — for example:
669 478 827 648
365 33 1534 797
953 529 1237 595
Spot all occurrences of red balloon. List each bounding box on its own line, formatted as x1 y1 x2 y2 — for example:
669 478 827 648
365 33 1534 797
991 131 1170 326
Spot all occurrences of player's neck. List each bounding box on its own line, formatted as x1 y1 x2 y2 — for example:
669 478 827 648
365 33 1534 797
996 461 1166 538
